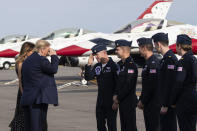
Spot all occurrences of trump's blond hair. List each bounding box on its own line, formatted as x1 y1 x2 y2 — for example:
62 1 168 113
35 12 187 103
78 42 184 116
34 40 50 52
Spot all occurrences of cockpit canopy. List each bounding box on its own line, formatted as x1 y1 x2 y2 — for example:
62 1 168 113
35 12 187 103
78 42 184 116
42 28 94 40
0 35 35 44
114 19 184 33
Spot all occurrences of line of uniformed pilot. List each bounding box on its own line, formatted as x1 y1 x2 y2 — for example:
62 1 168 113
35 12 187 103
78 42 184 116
137 37 161 131
152 33 178 131
85 33 197 131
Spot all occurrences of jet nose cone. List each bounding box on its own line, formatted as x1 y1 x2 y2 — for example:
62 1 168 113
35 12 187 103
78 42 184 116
0 49 19 57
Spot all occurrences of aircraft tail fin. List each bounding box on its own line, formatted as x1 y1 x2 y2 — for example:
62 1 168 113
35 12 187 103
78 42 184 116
137 0 173 20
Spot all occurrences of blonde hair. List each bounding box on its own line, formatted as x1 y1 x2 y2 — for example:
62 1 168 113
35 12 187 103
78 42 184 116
34 40 50 52
16 42 35 64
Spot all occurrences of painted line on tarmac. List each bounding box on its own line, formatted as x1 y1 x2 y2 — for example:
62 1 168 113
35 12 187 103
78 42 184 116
4 79 18 85
4 79 141 97
57 81 88 90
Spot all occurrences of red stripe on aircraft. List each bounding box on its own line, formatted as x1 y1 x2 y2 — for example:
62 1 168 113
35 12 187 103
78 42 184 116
56 45 90 56
0 49 19 57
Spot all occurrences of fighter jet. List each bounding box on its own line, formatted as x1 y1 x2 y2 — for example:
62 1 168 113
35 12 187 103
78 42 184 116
0 0 176 84
0 35 35 45
0 28 93 57
0 0 173 58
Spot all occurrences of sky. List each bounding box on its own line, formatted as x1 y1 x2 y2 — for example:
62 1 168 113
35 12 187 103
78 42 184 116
0 0 196 38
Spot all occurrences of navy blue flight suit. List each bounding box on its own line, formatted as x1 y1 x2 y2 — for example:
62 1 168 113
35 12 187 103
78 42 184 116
159 50 178 131
140 55 161 131
85 58 118 131
116 56 138 131
171 51 197 131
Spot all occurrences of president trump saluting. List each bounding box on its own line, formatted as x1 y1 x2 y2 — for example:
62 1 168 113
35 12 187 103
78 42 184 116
20 40 59 131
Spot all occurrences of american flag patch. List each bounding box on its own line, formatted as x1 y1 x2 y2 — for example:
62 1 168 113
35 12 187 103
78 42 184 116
177 67 183 72
168 65 175 69
128 69 134 74
150 69 156 73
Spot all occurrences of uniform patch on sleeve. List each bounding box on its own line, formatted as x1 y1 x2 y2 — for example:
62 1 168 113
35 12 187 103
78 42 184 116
95 66 101 75
177 67 183 72
128 69 134 74
150 69 156 73
167 65 175 69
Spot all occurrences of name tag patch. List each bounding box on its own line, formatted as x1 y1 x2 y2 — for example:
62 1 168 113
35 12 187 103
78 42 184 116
168 65 175 69
104 67 111 73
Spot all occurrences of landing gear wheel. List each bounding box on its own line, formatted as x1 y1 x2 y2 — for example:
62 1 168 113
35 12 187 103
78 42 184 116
81 78 88 85
81 69 88 85
3 62 11 70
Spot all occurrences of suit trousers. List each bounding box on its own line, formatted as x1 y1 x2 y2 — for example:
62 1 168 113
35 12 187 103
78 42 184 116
24 104 48 131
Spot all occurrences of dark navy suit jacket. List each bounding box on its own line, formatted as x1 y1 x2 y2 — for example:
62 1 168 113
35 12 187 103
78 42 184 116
21 52 59 106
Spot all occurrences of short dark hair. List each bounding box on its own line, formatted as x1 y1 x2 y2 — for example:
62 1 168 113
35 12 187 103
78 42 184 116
156 41 169 46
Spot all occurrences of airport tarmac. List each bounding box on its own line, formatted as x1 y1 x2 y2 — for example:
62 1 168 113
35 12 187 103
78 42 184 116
0 66 145 131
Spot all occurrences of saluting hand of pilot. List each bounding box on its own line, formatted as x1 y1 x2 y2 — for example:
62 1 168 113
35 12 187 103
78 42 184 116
88 54 94 66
